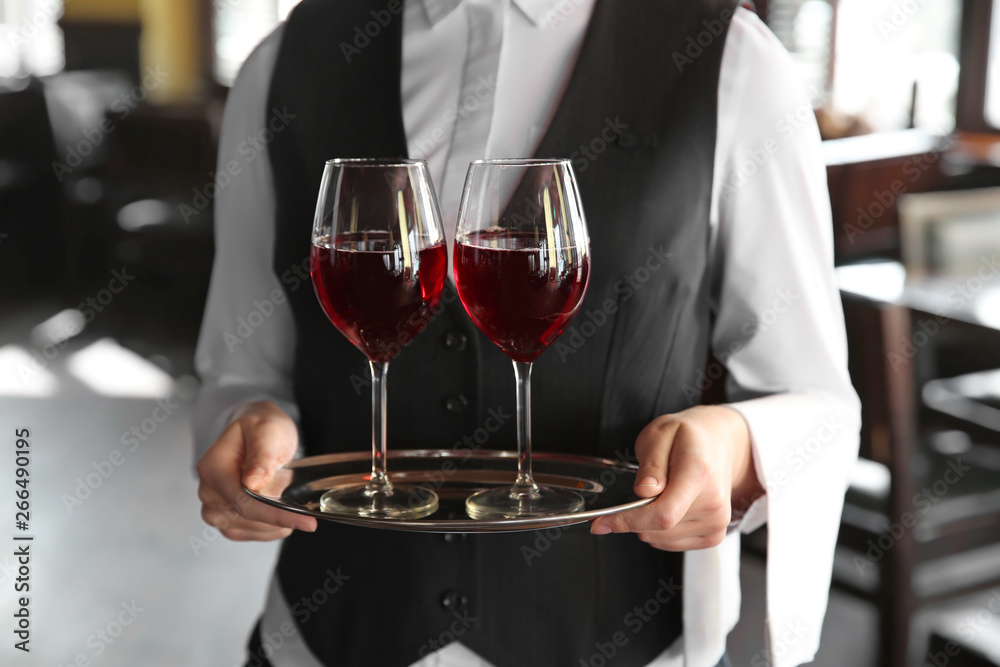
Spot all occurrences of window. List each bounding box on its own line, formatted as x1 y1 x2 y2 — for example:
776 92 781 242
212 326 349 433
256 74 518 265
213 0 301 86
766 0 835 105
983 1 1000 128
833 0 960 133
766 0 961 134
0 0 65 78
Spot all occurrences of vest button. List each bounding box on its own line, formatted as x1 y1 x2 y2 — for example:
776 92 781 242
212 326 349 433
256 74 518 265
440 590 468 612
443 532 464 544
443 331 468 351
444 393 469 414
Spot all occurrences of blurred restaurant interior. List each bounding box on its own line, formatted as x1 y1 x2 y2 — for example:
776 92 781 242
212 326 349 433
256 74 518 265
2 0 1000 665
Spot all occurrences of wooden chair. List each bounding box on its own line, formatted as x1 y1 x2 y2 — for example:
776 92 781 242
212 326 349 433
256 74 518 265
0 78 68 301
834 293 1000 666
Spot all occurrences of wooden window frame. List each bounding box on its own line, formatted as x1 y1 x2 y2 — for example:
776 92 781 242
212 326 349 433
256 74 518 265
957 0 996 133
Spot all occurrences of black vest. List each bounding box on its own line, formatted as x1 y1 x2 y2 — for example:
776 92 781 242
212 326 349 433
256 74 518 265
267 1 734 665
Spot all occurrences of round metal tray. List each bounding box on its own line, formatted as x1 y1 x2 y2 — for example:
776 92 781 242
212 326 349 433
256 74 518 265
244 449 652 533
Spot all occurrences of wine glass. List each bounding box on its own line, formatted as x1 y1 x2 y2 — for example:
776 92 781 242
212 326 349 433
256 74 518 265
453 158 591 518
310 158 447 519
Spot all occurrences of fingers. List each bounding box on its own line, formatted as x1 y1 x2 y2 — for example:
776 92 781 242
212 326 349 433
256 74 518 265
631 418 678 497
201 500 293 541
589 407 745 551
198 479 316 535
636 533 728 552
593 441 710 535
591 417 729 549
196 404 317 539
238 413 300 490
222 526 295 542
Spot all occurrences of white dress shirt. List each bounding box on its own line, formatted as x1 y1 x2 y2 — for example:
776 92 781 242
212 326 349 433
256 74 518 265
192 2 862 666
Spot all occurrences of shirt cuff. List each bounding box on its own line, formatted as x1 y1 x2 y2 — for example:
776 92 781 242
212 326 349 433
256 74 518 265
191 384 301 466
723 397 775 535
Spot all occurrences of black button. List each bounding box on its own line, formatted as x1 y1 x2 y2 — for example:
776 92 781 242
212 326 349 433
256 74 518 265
443 532 465 544
444 393 469 414
444 331 468 352
440 590 468 612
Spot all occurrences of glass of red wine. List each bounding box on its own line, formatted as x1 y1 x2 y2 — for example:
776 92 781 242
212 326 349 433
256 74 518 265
454 159 591 518
310 158 447 519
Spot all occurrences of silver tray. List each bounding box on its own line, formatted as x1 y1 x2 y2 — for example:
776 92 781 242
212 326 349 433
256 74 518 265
244 449 653 532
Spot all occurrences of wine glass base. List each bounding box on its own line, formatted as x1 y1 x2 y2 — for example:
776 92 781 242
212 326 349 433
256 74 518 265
320 484 438 519
466 486 585 519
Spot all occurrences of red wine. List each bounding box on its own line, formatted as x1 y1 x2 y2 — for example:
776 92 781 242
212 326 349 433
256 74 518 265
311 231 447 362
454 229 589 363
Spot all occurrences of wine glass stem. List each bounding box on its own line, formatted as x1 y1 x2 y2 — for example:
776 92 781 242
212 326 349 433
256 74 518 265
512 360 540 497
368 360 392 494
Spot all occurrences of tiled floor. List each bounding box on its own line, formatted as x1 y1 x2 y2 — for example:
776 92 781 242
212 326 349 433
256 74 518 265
1 303 996 666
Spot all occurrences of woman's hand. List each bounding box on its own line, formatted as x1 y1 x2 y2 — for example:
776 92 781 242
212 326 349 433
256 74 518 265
196 401 317 541
590 405 763 551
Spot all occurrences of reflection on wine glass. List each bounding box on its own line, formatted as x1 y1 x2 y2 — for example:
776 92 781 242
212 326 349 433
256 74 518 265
310 158 447 519
454 158 591 518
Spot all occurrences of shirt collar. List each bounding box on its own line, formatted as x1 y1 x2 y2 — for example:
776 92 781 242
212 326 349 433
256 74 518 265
418 0 566 27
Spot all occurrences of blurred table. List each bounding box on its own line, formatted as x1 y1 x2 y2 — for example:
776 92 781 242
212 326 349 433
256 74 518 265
836 260 1000 331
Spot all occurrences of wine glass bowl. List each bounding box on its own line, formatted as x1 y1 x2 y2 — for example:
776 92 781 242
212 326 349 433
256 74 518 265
454 159 591 518
310 158 446 519
453 228 589 363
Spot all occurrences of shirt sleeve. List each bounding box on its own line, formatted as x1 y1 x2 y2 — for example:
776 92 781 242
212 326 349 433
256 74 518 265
191 25 301 463
711 9 862 667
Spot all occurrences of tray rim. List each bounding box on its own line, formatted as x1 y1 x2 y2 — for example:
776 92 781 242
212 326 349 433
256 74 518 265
244 448 652 533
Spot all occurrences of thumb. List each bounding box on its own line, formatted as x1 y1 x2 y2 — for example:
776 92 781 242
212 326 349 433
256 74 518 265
632 419 679 498
240 417 299 491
